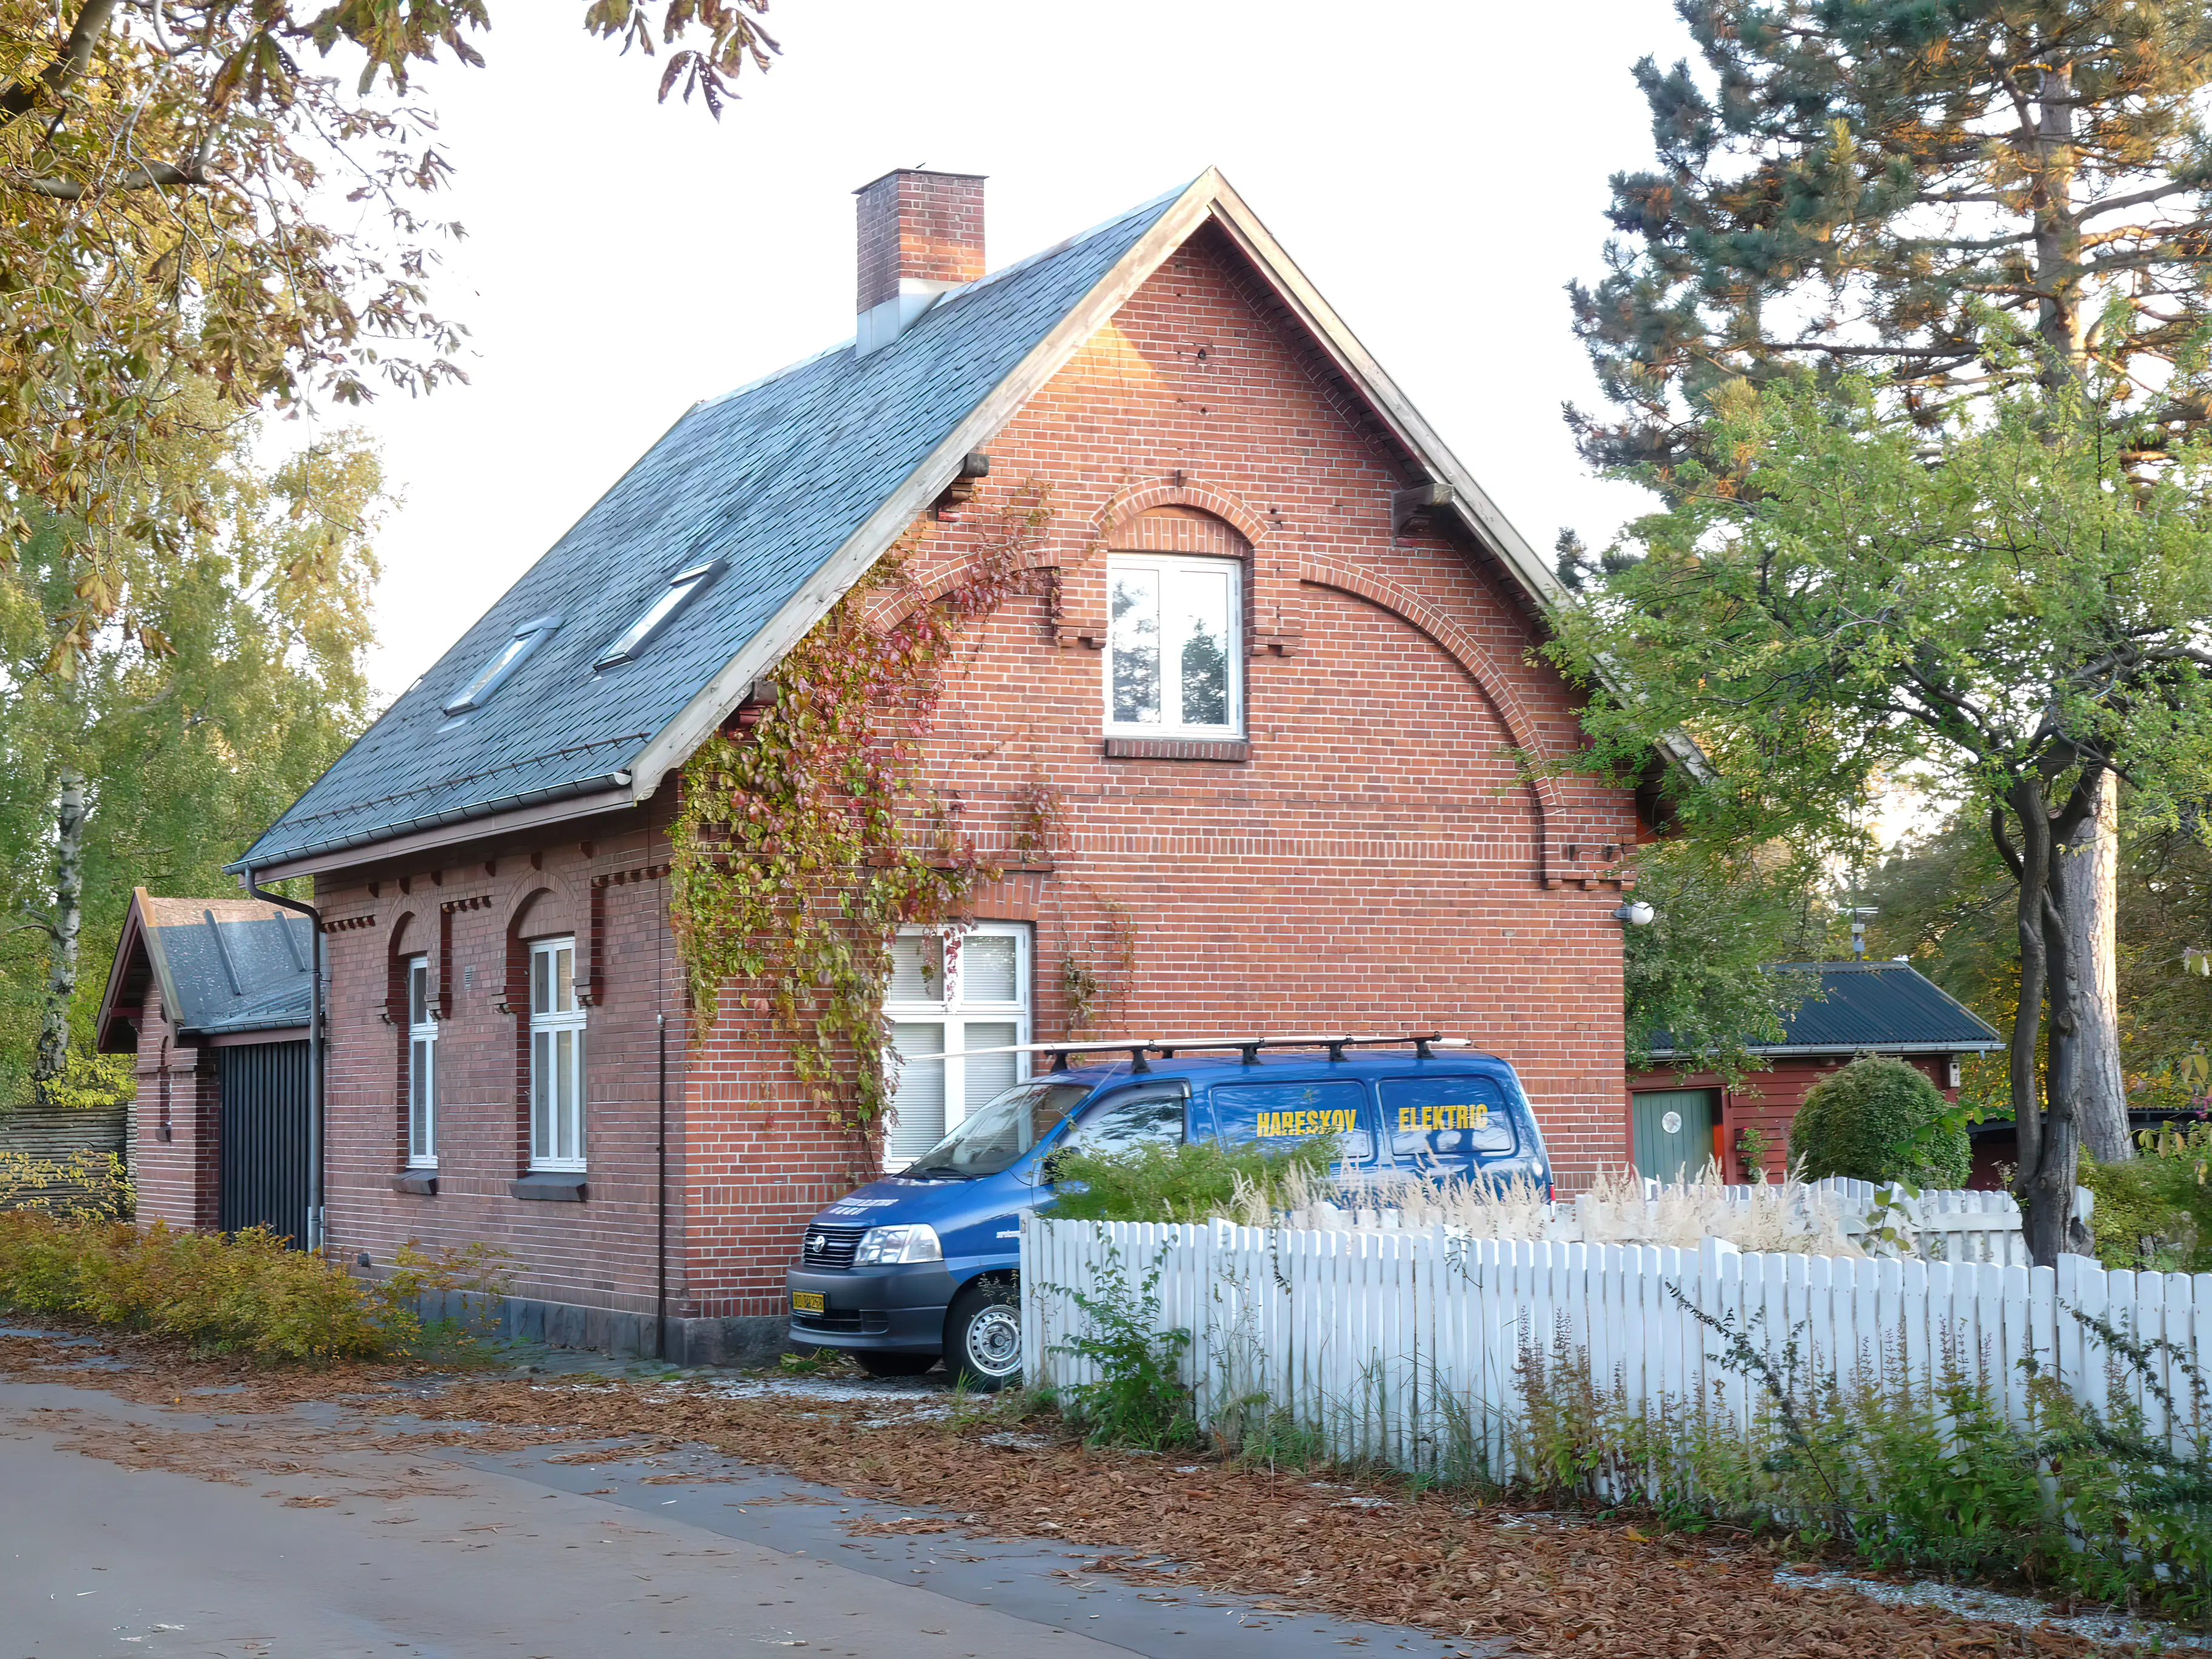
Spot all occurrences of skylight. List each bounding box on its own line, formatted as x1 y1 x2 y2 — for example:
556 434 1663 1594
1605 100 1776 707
443 616 561 715
595 559 722 670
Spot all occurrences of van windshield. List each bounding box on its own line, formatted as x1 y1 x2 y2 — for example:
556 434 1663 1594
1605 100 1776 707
901 1081 1094 1179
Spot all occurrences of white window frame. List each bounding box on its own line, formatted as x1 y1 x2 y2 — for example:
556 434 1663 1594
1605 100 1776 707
528 936 587 1171
406 954 437 1168
882 922 1031 1170
595 559 722 669
1103 552 1244 739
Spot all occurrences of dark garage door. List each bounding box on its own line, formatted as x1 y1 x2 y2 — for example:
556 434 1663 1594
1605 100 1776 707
216 1041 310 1247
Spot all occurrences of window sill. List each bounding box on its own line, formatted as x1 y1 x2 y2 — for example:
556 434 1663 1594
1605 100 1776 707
510 1171 588 1202
1101 736 1249 763
389 1171 438 1196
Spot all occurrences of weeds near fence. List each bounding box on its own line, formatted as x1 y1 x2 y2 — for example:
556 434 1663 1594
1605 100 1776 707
1482 1289 2212 1623
0 1212 513 1365
1050 1138 1333 1225
1041 1241 1202 1450
1276 1161 1868 1255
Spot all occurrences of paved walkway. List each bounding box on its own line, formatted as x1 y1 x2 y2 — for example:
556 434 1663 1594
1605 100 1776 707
2 1374 1481 1659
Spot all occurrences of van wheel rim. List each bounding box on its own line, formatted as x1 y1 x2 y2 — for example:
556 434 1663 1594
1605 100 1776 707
965 1305 1022 1376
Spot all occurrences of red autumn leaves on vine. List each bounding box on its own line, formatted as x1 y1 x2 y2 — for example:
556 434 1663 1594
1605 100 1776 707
671 486 1053 1137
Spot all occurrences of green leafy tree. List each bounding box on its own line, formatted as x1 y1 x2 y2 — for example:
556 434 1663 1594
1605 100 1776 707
1791 1054 1972 1188
1566 0 2212 1159
0 1 776 660
0 388 383 1097
1548 373 2212 1264
1872 808 2212 1112
1623 838 1834 1081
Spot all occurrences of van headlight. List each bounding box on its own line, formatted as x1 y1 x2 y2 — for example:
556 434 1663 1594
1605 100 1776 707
853 1224 942 1265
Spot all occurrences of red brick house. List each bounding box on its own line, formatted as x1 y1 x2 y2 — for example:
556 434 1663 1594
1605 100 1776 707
1624 959 2005 1185
104 168 1645 1360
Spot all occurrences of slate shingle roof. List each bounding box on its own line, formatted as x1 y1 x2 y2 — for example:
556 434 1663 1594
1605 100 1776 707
1647 961 2004 1059
235 189 1185 871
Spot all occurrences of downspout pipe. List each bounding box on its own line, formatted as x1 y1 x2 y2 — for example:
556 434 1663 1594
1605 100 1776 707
657 1011 669 1361
244 866 324 1253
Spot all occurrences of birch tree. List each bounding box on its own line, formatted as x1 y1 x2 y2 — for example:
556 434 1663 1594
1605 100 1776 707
0 392 382 1096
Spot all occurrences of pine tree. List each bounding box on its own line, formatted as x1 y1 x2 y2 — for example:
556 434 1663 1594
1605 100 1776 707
1569 0 2212 1161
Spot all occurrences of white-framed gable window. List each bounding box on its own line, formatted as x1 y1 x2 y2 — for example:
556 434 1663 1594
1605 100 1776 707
406 954 437 1167
882 922 1030 1168
529 936 586 1170
1105 554 1242 737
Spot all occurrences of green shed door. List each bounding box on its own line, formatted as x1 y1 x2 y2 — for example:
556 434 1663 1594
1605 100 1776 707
1631 1088 1720 1184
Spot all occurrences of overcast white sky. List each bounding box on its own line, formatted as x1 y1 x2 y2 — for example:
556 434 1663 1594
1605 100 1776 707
317 1 1701 705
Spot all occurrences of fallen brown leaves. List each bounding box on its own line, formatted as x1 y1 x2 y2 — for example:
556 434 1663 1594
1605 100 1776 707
0 1329 2159 1658
389 1376 2137 1659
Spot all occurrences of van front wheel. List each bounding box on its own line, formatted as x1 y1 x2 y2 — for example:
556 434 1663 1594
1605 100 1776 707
946 1281 1022 1391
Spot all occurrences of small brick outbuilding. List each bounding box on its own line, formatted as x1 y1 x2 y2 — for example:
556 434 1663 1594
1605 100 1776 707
95 890 317 1237
1625 960 2005 1185
107 167 1652 1360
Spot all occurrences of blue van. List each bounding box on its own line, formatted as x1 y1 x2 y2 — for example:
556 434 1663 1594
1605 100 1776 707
785 1036 1552 1388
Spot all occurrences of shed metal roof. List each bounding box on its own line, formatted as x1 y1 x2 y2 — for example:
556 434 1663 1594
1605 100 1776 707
1645 961 2004 1061
95 890 314 1050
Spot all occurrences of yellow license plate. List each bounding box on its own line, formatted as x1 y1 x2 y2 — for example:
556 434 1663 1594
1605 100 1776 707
790 1291 825 1315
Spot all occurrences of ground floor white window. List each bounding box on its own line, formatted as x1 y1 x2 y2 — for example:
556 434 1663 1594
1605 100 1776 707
529 936 586 1170
883 922 1030 1168
406 954 437 1167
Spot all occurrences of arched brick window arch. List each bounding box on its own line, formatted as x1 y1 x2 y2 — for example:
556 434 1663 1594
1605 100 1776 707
1107 503 1252 561
386 913 423 1169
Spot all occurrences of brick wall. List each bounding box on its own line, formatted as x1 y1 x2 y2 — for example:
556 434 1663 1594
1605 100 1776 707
311 814 692 1316
131 979 221 1231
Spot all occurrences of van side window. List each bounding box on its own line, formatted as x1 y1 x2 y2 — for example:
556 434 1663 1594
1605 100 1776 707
1379 1076 1516 1165
1062 1088 1187 1157
1210 1080 1375 1165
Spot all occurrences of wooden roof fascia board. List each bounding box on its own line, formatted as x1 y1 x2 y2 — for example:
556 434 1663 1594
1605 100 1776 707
95 888 155 1052
238 786 642 885
201 1023 312 1048
1190 178 1564 614
1190 181 1723 793
134 901 189 1047
627 178 1225 803
1643 1039 2006 1060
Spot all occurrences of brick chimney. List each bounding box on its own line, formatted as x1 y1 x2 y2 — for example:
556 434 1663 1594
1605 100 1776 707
854 168 985 355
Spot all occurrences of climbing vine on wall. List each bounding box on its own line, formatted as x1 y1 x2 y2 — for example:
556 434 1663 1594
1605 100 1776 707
669 486 1053 1136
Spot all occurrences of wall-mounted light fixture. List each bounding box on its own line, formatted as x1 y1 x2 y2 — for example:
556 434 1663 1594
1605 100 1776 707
1613 899 1655 927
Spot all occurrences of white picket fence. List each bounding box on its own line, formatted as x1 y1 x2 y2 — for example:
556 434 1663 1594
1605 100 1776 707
1021 1216 2210 1476
1292 1180 2074 1268
1657 1178 2060 1267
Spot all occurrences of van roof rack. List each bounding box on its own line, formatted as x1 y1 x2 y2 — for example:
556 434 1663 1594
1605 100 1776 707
1023 1032 1468 1073
898 1033 1471 1072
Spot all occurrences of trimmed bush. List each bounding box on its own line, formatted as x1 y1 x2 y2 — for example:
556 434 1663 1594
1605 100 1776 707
2081 1121 2212 1272
0 1213 511 1364
1788 1054 1969 1188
